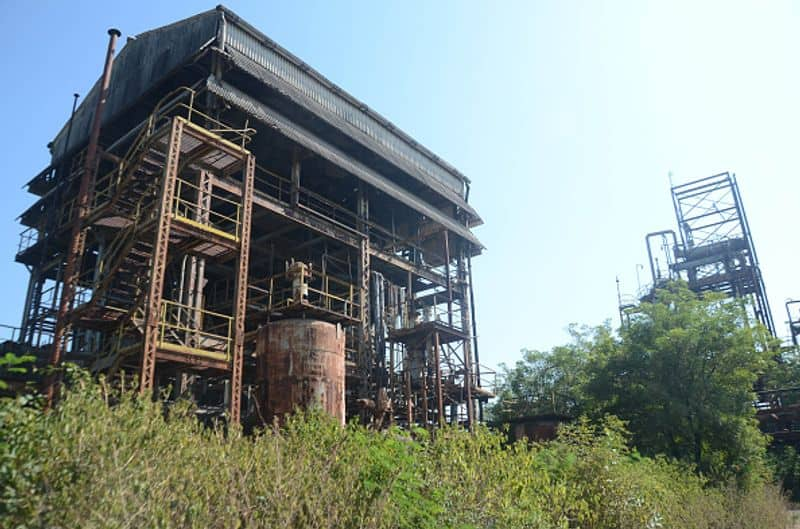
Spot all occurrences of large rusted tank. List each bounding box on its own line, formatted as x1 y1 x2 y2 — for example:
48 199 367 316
256 319 345 425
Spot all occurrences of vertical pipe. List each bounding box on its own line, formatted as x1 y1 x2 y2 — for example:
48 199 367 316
458 245 474 431
291 147 300 207
84 29 121 194
388 340 395 423
421 344 429 428
48 29 121 405
193 170 211 334
466 254 483 422
434 331 444 426
443 231 453 326
61 93 81 160
405 352 413 426
406 271 414 326
356 184 371 410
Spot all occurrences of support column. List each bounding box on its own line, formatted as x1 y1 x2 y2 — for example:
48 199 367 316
290 147 301 207
140 118 183 395
356 184 371 404
19 268 39 343
443 231 453 327
421 344 429 428
186 170 211 346
458 247 475 431
229 153 255 423
434 331 444 426
404 348 413 426
48 28 120 405
467 254 483 422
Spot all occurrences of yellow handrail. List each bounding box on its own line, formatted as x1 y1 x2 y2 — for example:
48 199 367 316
158 299 233 360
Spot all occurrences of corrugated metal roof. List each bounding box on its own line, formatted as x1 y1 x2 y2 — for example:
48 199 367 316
206 76 483 249
45 6 480 224
223 18 469 200
50 9 219 158
226 48 480 222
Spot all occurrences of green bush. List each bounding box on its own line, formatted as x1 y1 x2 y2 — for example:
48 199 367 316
0 372 791 529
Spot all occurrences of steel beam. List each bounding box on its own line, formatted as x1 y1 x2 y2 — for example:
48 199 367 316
229 154 255 423
140 118 183 394
47 28 120 405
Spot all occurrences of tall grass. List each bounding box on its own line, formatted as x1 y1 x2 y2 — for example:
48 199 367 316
0 371 790 529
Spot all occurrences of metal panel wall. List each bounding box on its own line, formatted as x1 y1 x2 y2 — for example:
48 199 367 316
49 10 219 159
206 77 482 248
224 23 467 200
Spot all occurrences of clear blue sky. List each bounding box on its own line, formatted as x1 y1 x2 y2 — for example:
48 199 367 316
1 1 798 371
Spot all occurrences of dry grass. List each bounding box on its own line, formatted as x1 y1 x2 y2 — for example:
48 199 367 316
0 373 792 529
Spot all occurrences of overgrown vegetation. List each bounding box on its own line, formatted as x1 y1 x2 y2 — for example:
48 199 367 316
493 281 800 504
0 369 790 529
1 281 795 527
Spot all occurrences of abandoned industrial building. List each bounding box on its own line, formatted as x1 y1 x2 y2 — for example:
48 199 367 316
13 6 492 427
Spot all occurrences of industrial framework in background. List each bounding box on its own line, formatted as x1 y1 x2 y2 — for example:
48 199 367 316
618 172 775 335
8 7 495 429
617 172 800 447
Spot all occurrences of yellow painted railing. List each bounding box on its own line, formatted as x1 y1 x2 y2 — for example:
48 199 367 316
171 177 241 242
247 268 361 321
158 299 233 362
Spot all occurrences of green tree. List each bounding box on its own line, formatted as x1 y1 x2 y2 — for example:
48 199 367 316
490 324 615 421
493 281 774 485
588 281 773 484
0 352 36 392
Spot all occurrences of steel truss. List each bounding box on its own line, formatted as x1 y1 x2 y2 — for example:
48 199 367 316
640 172 775 336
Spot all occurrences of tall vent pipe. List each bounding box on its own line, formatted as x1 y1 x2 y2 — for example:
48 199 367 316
47 28 121 405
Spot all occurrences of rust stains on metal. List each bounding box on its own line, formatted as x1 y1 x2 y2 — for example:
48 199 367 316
257 319 345 425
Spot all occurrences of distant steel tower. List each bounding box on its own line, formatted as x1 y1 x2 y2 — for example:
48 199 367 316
642 172 775 336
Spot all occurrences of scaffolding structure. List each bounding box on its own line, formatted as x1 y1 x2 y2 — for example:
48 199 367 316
628 172 776 335
11 8 491 427
786 300 800 346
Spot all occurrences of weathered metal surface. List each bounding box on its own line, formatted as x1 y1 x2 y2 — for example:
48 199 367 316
205 77 483 249
257 319 345 424
45 7 480 229
229 153 255 423
222 16 470 197
48 28 120 405
50 10 218 159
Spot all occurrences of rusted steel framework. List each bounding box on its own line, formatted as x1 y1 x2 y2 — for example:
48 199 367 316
48 28 121 404
13 7 489 428
755 387 800 448
625 172 775 336
786 300 800 347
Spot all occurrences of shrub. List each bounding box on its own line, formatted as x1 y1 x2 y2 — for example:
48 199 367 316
0 372 791 529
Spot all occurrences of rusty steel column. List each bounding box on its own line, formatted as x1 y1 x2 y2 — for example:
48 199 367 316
466 252 483 422
434 331 444 426
355 183 371 409
229 153 255 423
290 147 300 207
420 348 429 427
47 28 121 405
458 248 475 431
187 169 211 346
443 230 453 327
404 348 413 426
388 340 396 425
140 118 183 395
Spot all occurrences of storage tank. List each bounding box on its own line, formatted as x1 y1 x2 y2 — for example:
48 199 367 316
256 319 345 425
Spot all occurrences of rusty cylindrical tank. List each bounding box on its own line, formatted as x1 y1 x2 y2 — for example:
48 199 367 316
256 319 345 425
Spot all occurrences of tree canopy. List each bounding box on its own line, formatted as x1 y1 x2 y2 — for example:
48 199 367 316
491 281 778 484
